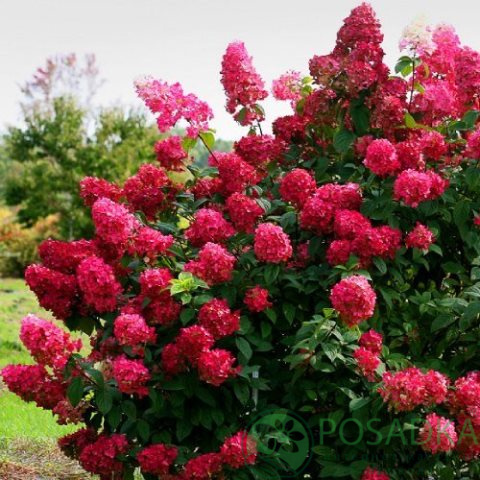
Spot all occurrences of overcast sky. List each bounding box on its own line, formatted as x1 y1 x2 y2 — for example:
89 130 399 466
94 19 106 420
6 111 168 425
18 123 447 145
1 0 480 139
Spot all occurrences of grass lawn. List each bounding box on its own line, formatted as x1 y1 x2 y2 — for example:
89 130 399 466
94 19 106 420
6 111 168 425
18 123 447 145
0 278 96 479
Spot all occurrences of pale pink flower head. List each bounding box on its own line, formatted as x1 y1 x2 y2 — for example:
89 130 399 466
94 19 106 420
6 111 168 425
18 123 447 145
135 76 212 137
419 413 457 454
272 71 302 106
399 15 434 55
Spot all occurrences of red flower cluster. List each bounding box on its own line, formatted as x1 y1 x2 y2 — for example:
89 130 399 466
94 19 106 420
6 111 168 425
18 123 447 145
137 443 178 475
130 226 174 259
113 313 157 348
38 239 98 274
112 355 150 397
210 152 259 195
221 41 268 124
198 298 240 339
234 134 285 167
185 242 236 285
197 348 240 386
405 222 435 250
135 76 212 137
179 431 256 479
364 139 401 177
154 135 188 171
25 264 77 319
162 324 239 387
79 433 129 479
20 314 81 370
123 163 175 219
185 208 235 247
359 329 383 355
279 168 316 208
1 364 65 409
77 255 122 313
379 367 449 412
254 223 293 263
354 347 380 381
361 467 390 480
79 176 122 207
244 286 272 312
330 275 376 326
418 413 457 454
225 193 264 233
393 169 449 207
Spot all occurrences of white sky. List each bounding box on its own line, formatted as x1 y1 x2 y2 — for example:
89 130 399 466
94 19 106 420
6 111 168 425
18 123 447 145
1 0 480 140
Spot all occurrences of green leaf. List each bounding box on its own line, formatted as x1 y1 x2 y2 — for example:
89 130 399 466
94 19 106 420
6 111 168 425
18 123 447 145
107 406 122 429
180 308 195 325
66 377 84 407
264 264 280 285
372 257 387 275
95 387 113 415
350 104 370 136
176 420 193 441
236 337 253 362
233 382 250 404
282 302 296 324
405 112 417 128
431 314 456 332
199 131 215 151
460 301 480 330
137 419 151 442
349 397 371 411
122 400 137 419
333 129 356 154
462 110 480 130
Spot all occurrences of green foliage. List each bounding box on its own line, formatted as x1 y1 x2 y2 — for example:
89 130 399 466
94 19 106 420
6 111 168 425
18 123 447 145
2 97 158 238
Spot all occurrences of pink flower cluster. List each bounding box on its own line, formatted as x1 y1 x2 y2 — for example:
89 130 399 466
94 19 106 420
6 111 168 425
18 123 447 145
330 275 377 326
161 323 240 387
226 192 264 233
279 168 317 208
185 242 236 285
221 41 268 125
361 467 390 480
254 223 293 264
272 71 303 105
185 208 235 247
418 413 457 454
112 355 150 397
135 76 213 137
379 367 449 412
198 298 240 339
20 314 81 371
354 329 383 381
79 433 129 479
137 443 178 476
405 222 435 250
154 135 188 171
244 286 272 312
393 169 449 207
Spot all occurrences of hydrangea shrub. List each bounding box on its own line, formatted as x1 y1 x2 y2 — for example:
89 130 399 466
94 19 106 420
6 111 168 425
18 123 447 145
5 3 480 479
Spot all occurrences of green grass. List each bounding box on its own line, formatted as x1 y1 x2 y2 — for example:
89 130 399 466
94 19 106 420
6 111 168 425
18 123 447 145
0 278 94 479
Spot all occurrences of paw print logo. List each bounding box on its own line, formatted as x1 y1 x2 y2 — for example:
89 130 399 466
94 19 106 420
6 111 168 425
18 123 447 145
245 409 313 479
